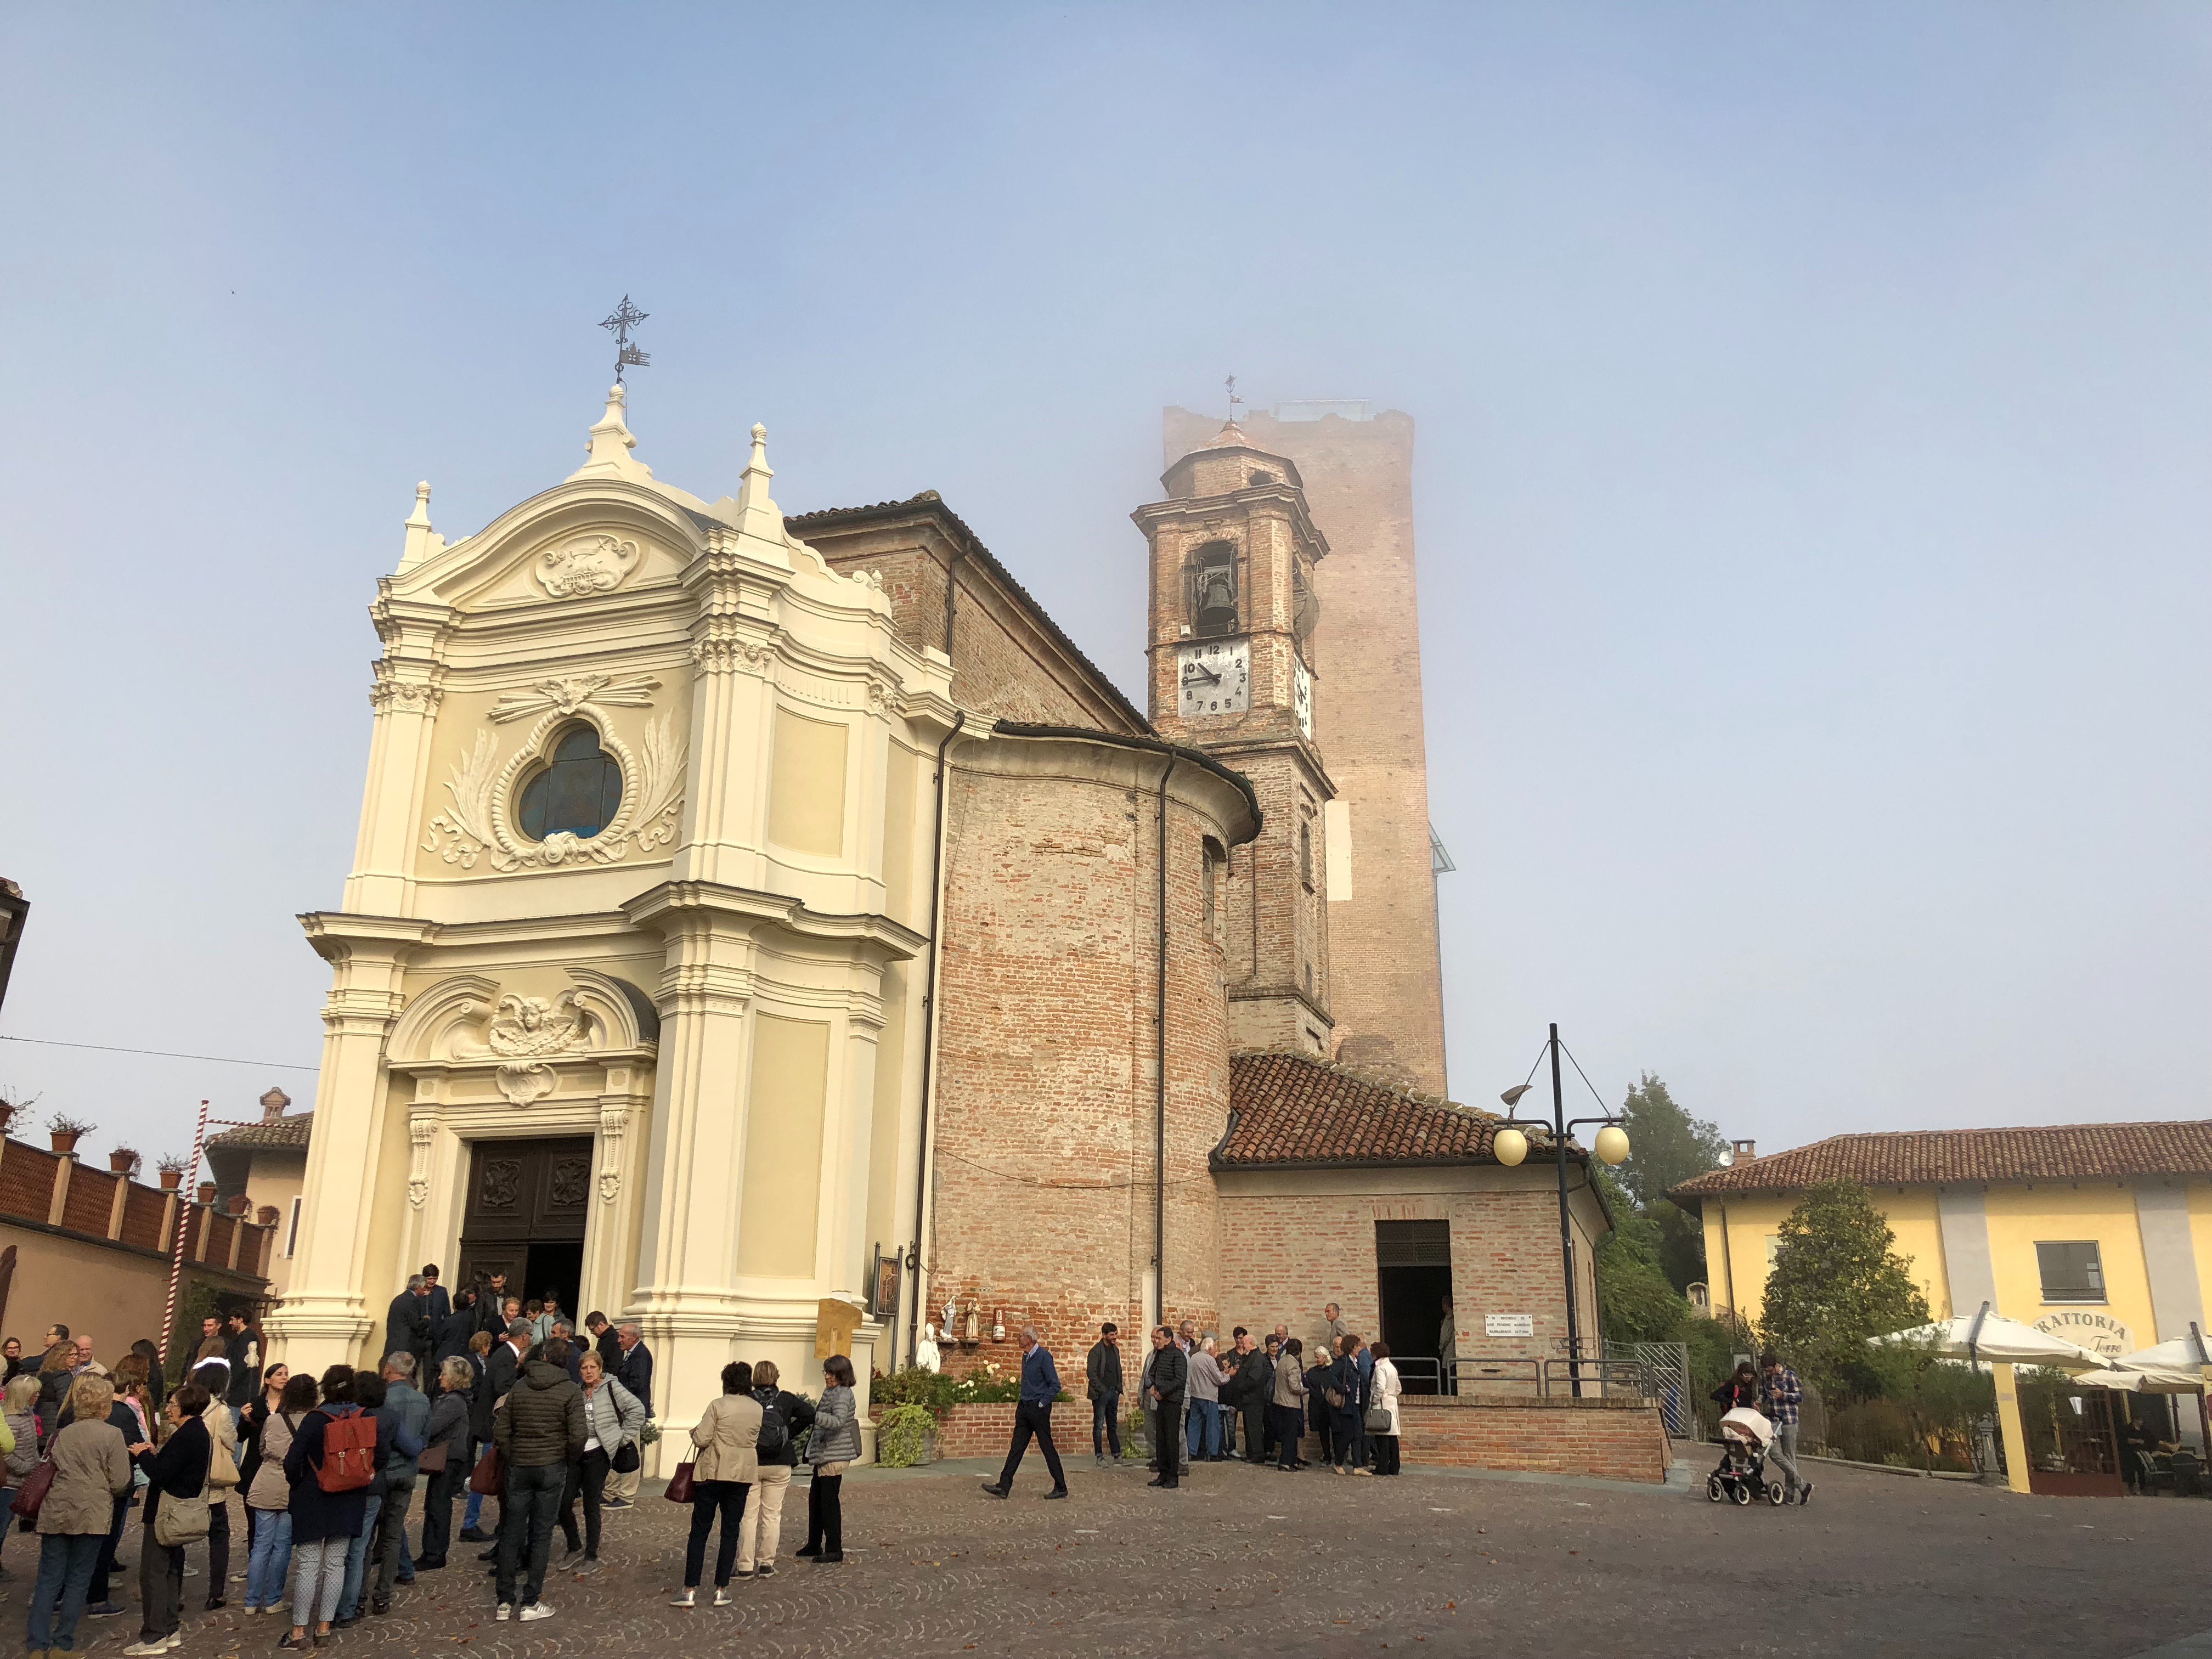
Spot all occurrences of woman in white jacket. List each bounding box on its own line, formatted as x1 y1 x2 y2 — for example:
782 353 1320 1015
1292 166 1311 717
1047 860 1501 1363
1368 1342 1404 1476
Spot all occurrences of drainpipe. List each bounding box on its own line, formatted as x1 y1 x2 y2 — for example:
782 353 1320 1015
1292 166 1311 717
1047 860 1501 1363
1154 758 1173 1332
904 708 966 1370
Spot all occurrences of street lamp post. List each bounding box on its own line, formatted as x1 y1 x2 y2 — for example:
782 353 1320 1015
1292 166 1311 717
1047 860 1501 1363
1493 1023 1630 1397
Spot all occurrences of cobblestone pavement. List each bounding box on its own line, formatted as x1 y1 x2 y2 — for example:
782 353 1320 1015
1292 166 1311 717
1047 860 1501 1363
39 1452 2212 1659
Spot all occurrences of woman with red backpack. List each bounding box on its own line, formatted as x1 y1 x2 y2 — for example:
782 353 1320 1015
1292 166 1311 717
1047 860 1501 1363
280 1366 385 1651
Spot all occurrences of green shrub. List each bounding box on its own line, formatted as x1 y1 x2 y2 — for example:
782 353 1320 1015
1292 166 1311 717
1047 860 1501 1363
870 1363 1071 1420
876 1404 935 1467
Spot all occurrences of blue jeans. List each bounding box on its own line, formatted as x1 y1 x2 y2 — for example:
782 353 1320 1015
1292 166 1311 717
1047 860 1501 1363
1186 1400 1221 1458
30 1531 106 1651
336 1492 381 1620
246 1508 294 1611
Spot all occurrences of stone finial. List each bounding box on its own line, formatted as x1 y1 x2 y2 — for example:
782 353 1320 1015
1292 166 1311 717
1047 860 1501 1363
566 384 654 484
399 481 442 567
735 419 784 543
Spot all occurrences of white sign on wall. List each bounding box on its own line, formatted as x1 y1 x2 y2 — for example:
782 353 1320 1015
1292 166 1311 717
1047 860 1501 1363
1485 1313 1534 1338
2034 1310 2134 1358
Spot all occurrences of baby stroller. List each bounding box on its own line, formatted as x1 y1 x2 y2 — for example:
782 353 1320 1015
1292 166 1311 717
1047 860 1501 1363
1708 1406 1786 1506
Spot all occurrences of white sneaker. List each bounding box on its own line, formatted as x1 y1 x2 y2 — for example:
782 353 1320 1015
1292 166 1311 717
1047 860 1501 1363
519 1601 555 1623
122 1643 168 1657
164 1637 185 1651
494 1603 512 1621
712 1588 732 1607
670 1589 696 1608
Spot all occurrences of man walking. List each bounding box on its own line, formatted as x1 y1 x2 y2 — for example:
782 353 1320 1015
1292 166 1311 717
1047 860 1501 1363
980 1325 1069 1499
603 1323 652 1508
1085 1323 1124 1465
1438 1295 1459 1396
1145 1327 1187 1489
493 1336 585 1622
1758 1352 1813 1505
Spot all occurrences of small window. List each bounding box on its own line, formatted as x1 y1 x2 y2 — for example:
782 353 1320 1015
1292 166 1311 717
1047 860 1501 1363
1200 838 1224 940
1299 821 1315 890
518 725 623 841
285 1195 304 1259
2036 1242 2105 1303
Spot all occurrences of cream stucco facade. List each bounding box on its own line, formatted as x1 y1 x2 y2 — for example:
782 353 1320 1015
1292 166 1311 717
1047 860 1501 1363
267 392 956 1459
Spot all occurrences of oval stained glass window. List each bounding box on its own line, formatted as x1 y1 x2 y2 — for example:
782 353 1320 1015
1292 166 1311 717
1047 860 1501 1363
517 725 623 842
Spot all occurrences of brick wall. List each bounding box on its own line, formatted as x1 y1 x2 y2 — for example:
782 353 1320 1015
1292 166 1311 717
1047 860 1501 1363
1400 1396 1672 1483
926 735 1243 1361
1165 408 1447 1095
121 1185 168 1251
0 1144 59 1222
61 1165 119 1237
930 1402 1020 1460
1214 1181 1600 1369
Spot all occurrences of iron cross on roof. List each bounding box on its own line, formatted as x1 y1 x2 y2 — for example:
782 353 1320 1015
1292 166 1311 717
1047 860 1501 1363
601 295 651 385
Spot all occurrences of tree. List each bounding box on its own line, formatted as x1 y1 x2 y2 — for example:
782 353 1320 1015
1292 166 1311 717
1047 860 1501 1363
1615 1074 1725 1293
1615 1073 1726 1209
1758 1180 1930 1400
1593 1167 1689 1345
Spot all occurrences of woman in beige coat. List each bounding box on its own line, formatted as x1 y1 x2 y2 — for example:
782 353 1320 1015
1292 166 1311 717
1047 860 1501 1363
672 1362 762 1609
28 1374 133 1657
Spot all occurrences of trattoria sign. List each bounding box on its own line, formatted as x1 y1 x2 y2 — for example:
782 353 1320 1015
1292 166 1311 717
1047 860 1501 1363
2034 1310 2133 1358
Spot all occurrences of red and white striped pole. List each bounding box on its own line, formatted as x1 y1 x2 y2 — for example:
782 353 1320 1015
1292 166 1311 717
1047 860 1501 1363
159 1098 259 1372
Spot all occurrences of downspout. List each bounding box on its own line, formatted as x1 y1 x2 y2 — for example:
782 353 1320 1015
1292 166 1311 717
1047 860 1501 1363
1717 1200 1737 1335
905 708 966 1370
1154 758 1173 1331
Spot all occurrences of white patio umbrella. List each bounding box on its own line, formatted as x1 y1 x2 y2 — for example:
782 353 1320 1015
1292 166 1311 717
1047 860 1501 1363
1871 1301 2108 1370
2071 1365 2205 1392
2113 1330 2212 1378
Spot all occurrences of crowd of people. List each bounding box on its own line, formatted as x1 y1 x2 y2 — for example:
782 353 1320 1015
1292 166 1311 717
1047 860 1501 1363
985 1305 1408 1497
1 1269 865 1654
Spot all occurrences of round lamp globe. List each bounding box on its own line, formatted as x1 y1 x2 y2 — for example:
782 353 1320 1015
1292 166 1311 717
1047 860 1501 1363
1594 1125 1630 1166
1492 1126 1528 1168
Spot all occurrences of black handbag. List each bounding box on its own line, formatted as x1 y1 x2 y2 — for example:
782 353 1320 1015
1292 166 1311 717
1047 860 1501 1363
612 1441 640 1474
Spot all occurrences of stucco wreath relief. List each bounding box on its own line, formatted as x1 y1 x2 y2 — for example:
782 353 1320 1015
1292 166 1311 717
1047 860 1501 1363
421 672 684 871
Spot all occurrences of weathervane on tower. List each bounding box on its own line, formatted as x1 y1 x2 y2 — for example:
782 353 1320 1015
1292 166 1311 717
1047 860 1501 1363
601 295 651 385
1225 372 1244 427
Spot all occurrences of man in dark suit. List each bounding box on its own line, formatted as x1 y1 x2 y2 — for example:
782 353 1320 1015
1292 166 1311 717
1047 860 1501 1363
1085 1323 1124 1465
421 1264 452 1325
1224 1329 1272 1465
980 1325 1068 1500
605 1322 653 1506
1145 1325 1188 1489
486 1319 531 1404
473 1272 511 1338
386 1275 434 1370
584 1313 622 1374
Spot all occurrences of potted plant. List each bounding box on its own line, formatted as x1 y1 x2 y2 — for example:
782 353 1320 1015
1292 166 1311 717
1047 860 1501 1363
196 1181 218 1206
109 1147 143 1177
225 1193 250 1216
0 1099 16 1137
47 1114 95 1156
156 1154 189 1192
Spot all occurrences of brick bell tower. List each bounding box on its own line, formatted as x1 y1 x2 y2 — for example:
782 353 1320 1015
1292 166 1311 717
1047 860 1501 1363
1135 420 1336 1059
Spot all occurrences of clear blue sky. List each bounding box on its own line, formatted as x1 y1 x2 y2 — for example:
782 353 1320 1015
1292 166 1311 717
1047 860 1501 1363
3 5 2207 1166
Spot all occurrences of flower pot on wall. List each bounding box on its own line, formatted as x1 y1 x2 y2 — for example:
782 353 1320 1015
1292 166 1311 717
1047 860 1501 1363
109 1150 140 1176
158 1169 183 1192
196 1182 217 1205
226 1194 250 1216
49 1130 83 1156
0 1102 16 1137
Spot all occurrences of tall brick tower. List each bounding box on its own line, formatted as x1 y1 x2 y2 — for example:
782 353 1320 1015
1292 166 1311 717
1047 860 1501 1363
1164 404 1446 1093
1135 422 1335 1059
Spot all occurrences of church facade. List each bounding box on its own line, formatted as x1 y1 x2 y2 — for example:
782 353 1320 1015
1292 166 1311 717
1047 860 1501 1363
267 387 1604 1462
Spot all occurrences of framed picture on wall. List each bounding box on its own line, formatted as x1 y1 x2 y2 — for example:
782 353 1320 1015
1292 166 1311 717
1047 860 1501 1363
871 1248 901 1321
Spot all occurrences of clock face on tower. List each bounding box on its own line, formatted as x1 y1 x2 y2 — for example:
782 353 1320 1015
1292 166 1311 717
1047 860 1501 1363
1293 658 1313 740
1177 638 1250 718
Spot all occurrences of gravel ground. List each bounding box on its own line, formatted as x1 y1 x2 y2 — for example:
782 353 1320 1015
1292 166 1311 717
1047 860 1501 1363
55 1448 2212 1659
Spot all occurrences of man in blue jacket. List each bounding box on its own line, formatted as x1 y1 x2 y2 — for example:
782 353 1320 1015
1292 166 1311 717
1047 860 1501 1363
979 1325 1068 1500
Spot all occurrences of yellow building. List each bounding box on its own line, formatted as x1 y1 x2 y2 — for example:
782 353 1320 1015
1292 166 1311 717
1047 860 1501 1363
1671 1122 2212 1369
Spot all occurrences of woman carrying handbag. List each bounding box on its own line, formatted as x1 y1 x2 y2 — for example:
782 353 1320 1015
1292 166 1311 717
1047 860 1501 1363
22 1373 132 1658
1365 1341 1403 1476
669 1362 760 1608
121 1379 215 1656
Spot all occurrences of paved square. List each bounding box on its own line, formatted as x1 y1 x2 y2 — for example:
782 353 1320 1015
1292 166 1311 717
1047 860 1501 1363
80 1452 2212 1658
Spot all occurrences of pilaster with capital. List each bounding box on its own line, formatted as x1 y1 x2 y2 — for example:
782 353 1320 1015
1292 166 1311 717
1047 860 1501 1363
348 588 454 916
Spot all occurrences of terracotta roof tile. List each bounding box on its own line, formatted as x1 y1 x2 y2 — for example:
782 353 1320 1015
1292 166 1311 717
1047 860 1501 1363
205 1113 314 1152
1218 1052 1567 1169
1669 1120 2212 1200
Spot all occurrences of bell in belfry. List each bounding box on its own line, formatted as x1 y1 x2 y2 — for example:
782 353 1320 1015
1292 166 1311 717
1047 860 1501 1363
1196 563 1238 634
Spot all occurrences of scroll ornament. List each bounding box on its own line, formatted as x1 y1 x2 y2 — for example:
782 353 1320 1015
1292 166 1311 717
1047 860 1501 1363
423 707 683 872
